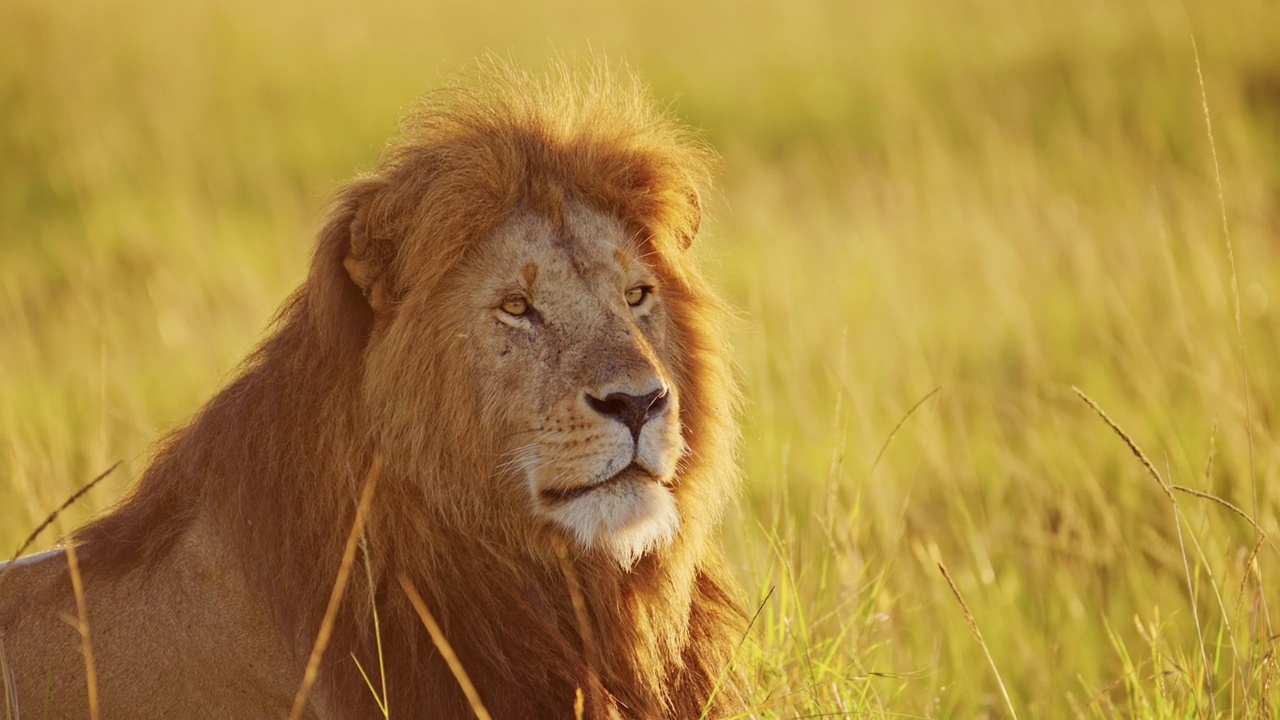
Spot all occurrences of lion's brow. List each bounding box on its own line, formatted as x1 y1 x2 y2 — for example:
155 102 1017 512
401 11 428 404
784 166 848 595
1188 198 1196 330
613 249 633 273
521 262 539 286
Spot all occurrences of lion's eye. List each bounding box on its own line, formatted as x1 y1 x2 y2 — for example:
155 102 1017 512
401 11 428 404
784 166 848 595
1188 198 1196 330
625 286 651 307
501 295 530 316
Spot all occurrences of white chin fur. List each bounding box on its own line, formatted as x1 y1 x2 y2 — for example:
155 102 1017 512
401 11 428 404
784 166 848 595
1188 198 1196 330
545 480 680 569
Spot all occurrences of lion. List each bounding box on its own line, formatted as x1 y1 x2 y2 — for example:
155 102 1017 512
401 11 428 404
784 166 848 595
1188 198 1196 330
0 61 749 719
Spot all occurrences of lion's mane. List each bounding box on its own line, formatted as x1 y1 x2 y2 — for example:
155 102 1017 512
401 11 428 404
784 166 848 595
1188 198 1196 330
74 62 746 718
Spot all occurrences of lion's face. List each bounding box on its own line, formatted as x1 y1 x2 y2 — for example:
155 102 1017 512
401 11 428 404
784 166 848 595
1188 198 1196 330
436 202 685 566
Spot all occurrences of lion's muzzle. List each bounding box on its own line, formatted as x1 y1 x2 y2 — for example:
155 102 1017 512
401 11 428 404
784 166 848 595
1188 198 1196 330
584 386 669 439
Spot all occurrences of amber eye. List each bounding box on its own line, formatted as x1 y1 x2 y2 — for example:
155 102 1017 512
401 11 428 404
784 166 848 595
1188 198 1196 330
501 295 529 316
625 286 650 307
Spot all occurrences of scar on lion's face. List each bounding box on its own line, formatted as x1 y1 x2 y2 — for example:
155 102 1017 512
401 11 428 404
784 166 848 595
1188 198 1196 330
449 202 682 567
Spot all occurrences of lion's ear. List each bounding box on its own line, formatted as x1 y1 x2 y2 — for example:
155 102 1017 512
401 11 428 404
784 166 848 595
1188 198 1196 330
677 186 702 250
342 203 396 315
308 177 390 355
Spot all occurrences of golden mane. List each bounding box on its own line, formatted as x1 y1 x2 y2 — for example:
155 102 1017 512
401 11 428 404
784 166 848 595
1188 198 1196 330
30 61 748 718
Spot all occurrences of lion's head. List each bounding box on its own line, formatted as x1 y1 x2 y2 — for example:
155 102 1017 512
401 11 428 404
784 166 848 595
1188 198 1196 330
309 63 736 573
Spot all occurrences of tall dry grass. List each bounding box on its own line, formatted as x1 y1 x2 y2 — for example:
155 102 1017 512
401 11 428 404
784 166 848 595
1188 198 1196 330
3 0 1279 715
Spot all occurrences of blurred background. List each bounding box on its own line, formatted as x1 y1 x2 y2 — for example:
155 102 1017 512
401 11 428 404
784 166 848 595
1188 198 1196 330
3 0 1279 716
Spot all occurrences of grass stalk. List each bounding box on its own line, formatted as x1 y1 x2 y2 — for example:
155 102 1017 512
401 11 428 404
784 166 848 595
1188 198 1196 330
1074 388 1218 715
398 576 493 720
358 533 390 718
0 462 120 593
554 540 603 700
62 544 98 720
1190 23 1273 660
936 561 1017 720
288 455 382 720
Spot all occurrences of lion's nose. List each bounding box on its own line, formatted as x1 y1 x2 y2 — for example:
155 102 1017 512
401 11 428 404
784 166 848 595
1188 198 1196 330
585 387 669 439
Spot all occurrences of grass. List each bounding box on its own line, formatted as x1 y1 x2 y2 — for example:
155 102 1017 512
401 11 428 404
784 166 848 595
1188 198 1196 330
290 455 382 720
3 0 1280 716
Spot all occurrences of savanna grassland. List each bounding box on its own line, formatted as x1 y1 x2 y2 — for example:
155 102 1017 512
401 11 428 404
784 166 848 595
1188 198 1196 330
3 0 1279 716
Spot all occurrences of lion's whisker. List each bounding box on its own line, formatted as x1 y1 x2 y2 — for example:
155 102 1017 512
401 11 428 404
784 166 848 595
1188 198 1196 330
500 426 548 441
495 442 543 474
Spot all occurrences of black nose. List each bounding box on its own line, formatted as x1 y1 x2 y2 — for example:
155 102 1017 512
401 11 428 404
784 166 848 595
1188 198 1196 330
586 388 669 439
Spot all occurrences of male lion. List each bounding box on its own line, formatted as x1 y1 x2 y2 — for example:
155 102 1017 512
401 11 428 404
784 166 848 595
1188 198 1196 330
0 63 748 719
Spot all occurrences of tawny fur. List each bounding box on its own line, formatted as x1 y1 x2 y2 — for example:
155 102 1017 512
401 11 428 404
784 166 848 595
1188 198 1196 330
0 61 748 719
